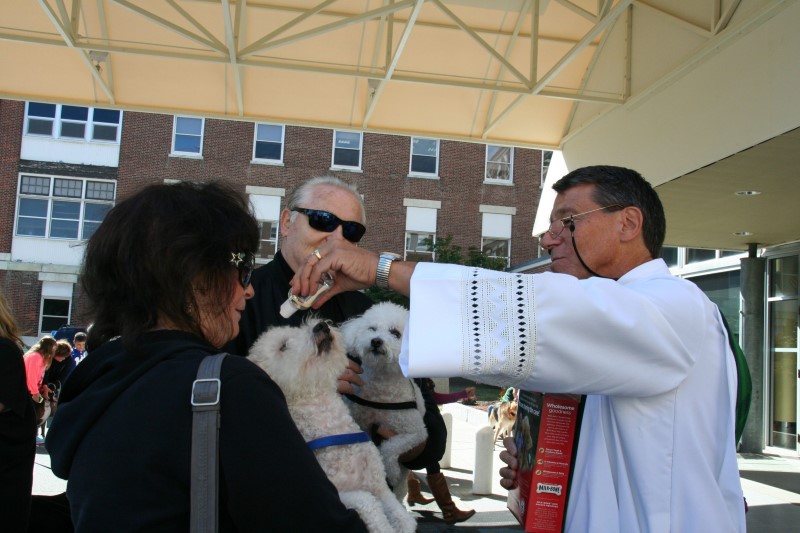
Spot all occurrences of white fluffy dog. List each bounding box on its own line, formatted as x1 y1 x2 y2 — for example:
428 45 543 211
340 302 428 500
248 319 417 533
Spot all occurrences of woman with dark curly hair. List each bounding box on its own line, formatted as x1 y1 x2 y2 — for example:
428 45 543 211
46 182 366 532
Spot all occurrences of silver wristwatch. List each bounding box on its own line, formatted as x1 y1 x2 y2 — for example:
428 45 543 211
376 252 401 289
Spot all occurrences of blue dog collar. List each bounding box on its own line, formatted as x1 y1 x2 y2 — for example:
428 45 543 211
306 431 371 450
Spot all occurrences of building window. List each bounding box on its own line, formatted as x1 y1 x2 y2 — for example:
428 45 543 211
16 175 115 240
40 298 70 335
25 102 122 142
253 123 284 162
685 248 717 264
660 246 679 267
257 220 279 260
26 102 56 135
482 237 510 267
541 150 553 187
406 232 435 262
172 116 204 155
485 145 513 182
92 108 122 141
410 138 439 176
59 106 88 138
481 209 513 266
332 130 362 169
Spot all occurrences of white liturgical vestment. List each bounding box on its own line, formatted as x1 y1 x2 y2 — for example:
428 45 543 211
400 259 745 532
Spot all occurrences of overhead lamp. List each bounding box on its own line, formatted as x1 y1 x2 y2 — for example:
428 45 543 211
734 190 761 196
733 231 753 236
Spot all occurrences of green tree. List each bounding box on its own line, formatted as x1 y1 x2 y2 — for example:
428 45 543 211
424 234 463 265
465 246 508 271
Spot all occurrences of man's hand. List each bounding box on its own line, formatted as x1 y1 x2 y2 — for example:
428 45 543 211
290 236 378 308
290 236 416 308
336 358 364 395
465 386 477 401
498 436 520 490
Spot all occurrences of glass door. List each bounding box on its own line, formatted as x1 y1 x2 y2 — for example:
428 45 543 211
768 255 799 452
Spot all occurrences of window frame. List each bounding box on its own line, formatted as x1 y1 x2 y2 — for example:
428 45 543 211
15 174 116 241
481 236 511 267
24 101 122 143
405 232 435 262
485 145 514 184
541 150 553 188
256 219 280 261
39 297 71 336
252 123 285 164
331 130 363 170
409 137 440 177
171 116 205 157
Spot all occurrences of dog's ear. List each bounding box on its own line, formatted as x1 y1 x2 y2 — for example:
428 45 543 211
346 352 362 366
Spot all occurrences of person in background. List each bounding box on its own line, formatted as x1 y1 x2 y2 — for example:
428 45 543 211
44 340 75 395
71 332 87 364
39 340 74 439
24 335 57 444
501 387 519 404
289 165 746 532
45 181 367 532
0 292 38 532
24 336 57 404
405 380 477 524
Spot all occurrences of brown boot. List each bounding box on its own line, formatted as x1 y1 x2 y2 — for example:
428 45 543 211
406 472 435 505
427 472 476 524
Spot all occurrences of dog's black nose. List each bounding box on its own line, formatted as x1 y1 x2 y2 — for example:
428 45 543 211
313 321 333 354
313 322 330 335
370 338 384 350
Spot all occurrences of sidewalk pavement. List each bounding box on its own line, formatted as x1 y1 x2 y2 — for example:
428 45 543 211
33 403 800 531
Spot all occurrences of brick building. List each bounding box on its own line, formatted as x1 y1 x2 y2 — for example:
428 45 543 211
0 98 546 344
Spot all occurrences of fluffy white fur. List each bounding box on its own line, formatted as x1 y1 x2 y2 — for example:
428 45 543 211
248 319 417 533
340 302 428 500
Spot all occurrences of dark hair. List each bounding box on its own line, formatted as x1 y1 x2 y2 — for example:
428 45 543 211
553 165 666 258
73 332 87 343
55 340 72 358
80 182 259 353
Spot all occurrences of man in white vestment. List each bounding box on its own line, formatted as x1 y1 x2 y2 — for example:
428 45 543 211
290 165 746 532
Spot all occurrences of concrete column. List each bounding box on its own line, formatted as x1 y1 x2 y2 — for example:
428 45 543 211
440 412 453 469
739 255 766 453
473 425 495 494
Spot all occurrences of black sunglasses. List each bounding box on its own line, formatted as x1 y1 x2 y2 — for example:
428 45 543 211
292 207 366 243
230 252 255 288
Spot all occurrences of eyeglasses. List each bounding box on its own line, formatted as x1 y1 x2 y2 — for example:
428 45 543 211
292 208 367 243
230 252 255 288
542 204 623 239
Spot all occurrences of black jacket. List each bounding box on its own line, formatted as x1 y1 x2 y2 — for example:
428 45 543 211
228 250 373 356
0 337 36 455
46 330 366 532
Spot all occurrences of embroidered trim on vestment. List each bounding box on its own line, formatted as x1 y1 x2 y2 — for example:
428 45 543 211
459 268 535 386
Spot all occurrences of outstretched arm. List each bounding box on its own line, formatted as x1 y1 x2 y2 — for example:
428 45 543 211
290 235 417 307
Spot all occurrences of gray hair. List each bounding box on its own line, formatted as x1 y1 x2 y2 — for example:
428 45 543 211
285 176 366 224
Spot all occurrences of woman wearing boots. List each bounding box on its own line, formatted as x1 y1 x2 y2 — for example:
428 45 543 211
404 378 477 525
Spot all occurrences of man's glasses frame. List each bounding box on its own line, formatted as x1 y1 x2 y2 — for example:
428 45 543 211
292 207 367 243
542 204 623 239
230 252 255 288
